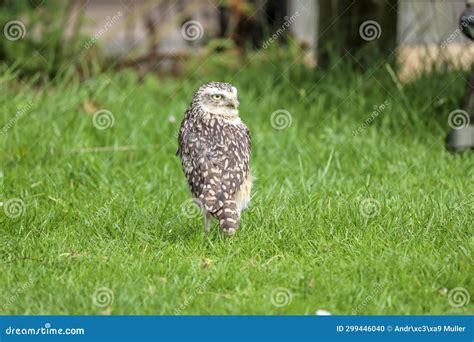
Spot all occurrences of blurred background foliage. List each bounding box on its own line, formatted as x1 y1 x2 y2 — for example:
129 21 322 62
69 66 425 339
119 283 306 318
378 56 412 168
0 0 93 80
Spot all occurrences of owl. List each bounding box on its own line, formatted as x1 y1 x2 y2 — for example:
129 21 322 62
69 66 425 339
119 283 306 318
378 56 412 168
177 82 252 235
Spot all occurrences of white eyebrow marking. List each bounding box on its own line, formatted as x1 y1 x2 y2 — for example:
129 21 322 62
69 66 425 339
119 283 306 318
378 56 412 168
208 88 234 98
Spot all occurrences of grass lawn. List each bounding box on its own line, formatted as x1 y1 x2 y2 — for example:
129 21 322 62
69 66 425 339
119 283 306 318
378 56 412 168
0 53 472 315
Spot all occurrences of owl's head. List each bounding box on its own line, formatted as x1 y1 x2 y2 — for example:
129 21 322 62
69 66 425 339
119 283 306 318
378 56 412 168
193 82 240 117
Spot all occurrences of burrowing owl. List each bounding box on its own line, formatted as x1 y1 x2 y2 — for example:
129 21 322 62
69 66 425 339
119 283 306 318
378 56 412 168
177 82 252 235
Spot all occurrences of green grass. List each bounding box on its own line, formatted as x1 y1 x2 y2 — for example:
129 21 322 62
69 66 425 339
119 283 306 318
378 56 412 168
0 52 473 315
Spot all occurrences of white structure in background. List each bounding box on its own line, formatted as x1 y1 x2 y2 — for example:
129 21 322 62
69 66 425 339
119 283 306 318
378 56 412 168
396 1 474 80
398 1 467 44
289 0 317 49
288 0 318 65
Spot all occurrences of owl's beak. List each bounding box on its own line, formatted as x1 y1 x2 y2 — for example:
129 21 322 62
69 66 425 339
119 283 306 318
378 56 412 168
232 98 239 109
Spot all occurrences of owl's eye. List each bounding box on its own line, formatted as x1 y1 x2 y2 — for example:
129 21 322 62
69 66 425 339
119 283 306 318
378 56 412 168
211 94 222 100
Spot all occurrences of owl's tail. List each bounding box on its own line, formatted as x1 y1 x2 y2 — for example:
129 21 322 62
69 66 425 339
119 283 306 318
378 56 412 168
198 192 240 235
214 200 240 235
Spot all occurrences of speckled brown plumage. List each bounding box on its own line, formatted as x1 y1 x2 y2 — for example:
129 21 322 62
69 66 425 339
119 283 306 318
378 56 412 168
177 82 252 235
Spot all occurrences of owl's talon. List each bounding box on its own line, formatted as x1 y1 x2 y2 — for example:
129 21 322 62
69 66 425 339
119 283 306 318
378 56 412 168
222 228 236 236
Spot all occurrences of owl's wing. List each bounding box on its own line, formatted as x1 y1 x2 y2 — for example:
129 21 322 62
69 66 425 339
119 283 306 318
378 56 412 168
195 123 251 216
176 109 191 157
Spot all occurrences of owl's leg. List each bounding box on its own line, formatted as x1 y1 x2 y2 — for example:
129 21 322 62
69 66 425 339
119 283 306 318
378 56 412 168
204 211 212 232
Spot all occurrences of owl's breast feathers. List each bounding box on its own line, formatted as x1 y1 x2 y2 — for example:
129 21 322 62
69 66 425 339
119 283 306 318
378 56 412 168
177 107 251 216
